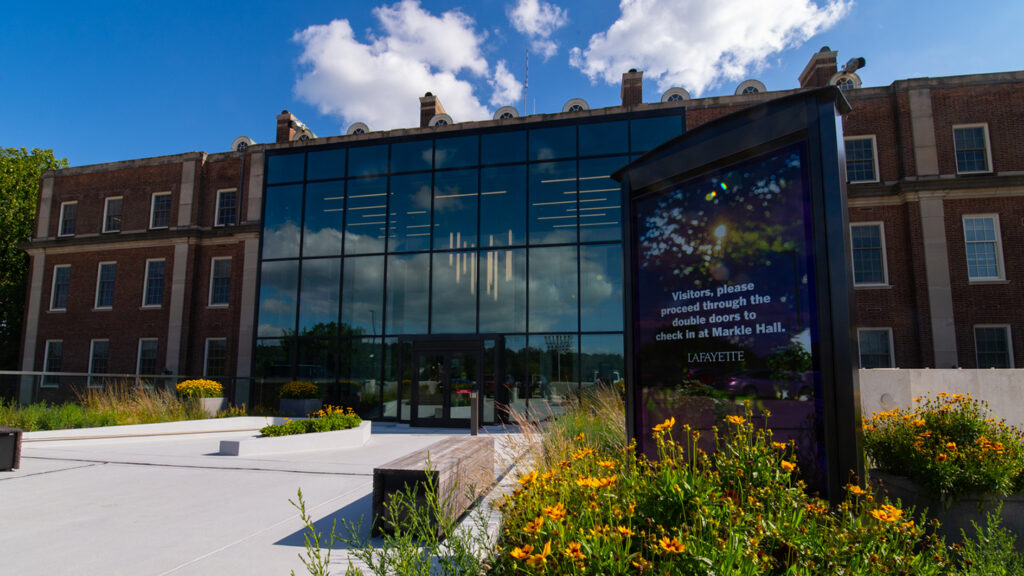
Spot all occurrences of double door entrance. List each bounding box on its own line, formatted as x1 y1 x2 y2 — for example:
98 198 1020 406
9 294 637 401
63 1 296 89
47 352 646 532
407 337 503 427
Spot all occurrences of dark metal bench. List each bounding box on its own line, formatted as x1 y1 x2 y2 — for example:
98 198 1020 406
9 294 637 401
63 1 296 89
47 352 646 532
372 436 495 536
0 426 23 471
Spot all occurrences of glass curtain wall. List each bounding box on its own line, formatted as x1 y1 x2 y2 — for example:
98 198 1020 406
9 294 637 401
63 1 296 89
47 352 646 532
255 111 684 419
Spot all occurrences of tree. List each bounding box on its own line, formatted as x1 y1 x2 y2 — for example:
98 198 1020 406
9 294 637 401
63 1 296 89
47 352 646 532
0 148 68 369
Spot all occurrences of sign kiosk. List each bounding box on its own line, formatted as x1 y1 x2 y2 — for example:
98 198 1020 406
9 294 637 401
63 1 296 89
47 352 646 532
615 87 863 501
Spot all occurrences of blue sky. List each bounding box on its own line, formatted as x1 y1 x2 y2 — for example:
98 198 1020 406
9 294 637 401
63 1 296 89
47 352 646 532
3 0 1021 167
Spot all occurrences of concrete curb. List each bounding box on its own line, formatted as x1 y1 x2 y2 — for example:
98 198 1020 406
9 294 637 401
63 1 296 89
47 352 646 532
23 416 288 441
219 420 372 456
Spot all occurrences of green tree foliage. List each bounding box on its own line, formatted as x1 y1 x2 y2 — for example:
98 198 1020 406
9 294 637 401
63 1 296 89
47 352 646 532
0 148 68 369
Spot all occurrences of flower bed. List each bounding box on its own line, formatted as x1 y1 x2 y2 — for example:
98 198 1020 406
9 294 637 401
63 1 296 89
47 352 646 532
219 420 371 456
259 405 361 437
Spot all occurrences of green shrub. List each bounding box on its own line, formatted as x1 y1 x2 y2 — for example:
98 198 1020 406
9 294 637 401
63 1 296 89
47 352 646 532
864 393 1024 501
280 380 320 399
260 405 361 437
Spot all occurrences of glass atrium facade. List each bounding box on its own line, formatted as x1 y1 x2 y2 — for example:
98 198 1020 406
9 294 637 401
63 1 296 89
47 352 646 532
254 109 685 424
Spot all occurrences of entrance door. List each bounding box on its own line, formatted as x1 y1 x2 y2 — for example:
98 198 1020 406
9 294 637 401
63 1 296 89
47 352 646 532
411 347 483 426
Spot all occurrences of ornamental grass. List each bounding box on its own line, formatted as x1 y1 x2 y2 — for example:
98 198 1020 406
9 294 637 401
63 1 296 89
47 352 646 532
259 404 361 437
175 378 223 399
864 393 1024 502
491 407 954 575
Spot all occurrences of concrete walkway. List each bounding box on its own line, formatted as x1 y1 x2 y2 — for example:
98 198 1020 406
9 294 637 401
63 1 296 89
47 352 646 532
0 419 520 575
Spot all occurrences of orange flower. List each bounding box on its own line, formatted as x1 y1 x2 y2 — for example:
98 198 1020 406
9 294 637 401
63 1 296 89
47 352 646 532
946 442 957 451
726 415 746 425
543 502 567 522
518 470 539 486
847 484 867 496
780 460 796 472
572 447 595 460
563 541 586 561
658 536 686 553
652 417 676 433
525 540 552 567
510 544 534 559
597 460 616 469
870 504 903 522
574 432 585 442
772 441 787 450
616 526 635 537
523 516 544 534
936 453 948 462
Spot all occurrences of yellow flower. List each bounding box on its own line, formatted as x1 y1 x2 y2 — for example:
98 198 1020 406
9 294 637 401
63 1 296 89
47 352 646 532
910 418 926 427
936 453 947 462
780 460 796 472
772 441 787 450
510 544 534 559
726 415 746 425
847 484 867 496
518 470 539 486
658 536 686 553
523 516 544 534
563 541 586 561
525 540 552 567
597 460 616 469
543 502 567 522
946 442 957 451
870 504 903 522
652 417 676 433
616 526 634 537
912 397 922 402
572 447 595 460
574 432 585 442
805 503 828 514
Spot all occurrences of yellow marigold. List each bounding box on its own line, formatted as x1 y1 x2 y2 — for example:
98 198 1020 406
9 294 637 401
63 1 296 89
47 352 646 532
870 504 903 522
510 544 533 559
616 526 634 537
175 378 223 399
523 516 544 534
543 502 567 522
652 417 676 433
780 460 796 472
658 536 686 553
525 540 552 567
726 415 746 425
563 542 586 561
518 470 539 486
847 484 867 496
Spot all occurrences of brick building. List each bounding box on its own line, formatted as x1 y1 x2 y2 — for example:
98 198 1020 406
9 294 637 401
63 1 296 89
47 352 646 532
18 47 1024 418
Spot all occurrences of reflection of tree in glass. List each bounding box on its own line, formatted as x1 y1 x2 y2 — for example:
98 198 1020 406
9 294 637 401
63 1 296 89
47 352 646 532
638 152 802 285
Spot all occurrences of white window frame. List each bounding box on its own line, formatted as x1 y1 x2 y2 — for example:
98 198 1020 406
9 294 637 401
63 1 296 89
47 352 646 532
857 327 895 369
204 338 228 377
953 123 993 174
850 222 889 287
88 339 109 388
94 261 116 310
974 324 1014 369
208 257 232 307
42 340 63 389
215 188 238 227
58 201 78 237
149 191 172 230
962 214 1005 282
844 135 879 183
142 258 165 308
137 338 159 376
103 196 124 233
50 264 71 311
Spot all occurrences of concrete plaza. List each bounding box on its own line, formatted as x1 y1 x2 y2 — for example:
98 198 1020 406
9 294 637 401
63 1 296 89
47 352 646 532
0 419 518 575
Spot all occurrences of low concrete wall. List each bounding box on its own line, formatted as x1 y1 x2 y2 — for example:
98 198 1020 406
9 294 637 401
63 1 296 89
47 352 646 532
859 369 1024 428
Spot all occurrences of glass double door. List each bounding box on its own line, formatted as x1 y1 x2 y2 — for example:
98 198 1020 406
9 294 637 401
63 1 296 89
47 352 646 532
411 345 483 426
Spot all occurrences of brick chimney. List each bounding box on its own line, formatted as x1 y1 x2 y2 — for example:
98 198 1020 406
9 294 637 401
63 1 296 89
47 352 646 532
276 110 299 143
798 46 838 89
419 92 446 128
621 69 643 107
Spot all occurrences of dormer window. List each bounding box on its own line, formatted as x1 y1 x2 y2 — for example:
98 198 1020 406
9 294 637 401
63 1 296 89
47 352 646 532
735 80 767 96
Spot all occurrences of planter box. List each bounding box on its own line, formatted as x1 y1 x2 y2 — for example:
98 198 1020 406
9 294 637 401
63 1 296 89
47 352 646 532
219 420 371 456
201 397 227 417
279 398 323 417
871 470 1024 550
0 426 22 471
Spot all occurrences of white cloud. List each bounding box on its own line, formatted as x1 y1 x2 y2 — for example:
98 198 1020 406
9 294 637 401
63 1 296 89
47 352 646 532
294 1 521 130
509 0 569 60
489 60 523 106
569 0 850 95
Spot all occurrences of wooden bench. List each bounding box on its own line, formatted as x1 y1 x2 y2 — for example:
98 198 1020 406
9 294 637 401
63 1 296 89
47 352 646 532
372 436 495 536
0 426 23 471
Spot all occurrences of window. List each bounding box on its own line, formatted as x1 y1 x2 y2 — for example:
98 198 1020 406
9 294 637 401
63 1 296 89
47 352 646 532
103 196 123 233
89 339 109 387
209 258 232 306
59 202 77 237
953 124 992 174
42 340 62 388
850 223 888 285
204 338 227 377
858 328 894 368
963 215 1004 280
975 325 1013 368
95 262 116 309
216 189 237 227
150 192 171 229
845 136 878 183
50 265 70 311
137 339 159 375
143 259 165 307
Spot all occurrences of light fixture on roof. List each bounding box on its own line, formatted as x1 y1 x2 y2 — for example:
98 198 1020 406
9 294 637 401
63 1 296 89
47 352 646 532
842 57 866 74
